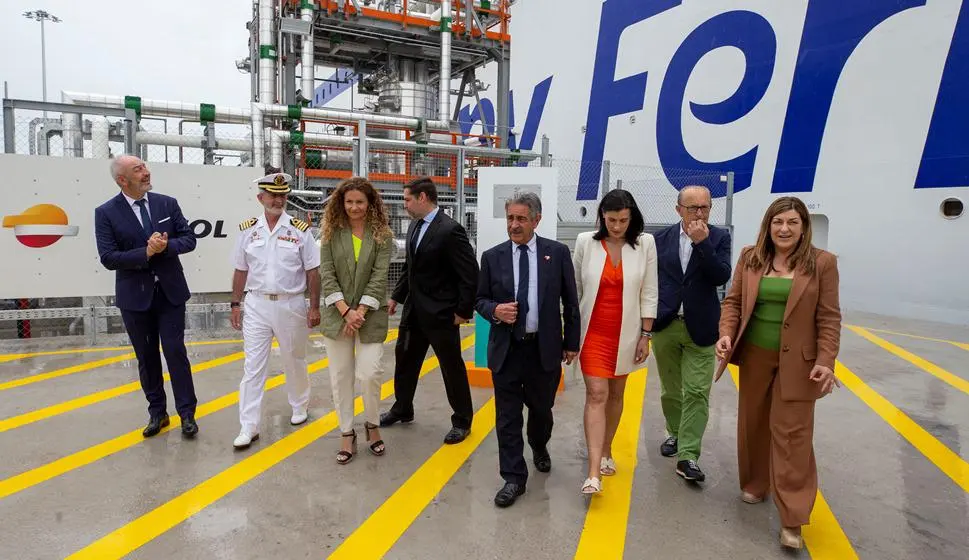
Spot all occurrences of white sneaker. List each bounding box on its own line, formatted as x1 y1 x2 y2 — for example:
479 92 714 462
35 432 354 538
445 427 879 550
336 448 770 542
290 408 308 425
233 431 259 449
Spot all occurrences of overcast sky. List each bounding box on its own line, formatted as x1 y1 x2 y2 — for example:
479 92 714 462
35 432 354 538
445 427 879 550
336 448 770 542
1 1 254 108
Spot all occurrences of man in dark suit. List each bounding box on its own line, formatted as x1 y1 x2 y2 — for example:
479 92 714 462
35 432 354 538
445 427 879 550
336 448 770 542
94 155 199 438
651 185 732 482
380 177 479 445
475 192 580 507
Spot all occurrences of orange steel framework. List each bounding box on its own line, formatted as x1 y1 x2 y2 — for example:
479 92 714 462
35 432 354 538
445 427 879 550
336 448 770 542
288 0 512 43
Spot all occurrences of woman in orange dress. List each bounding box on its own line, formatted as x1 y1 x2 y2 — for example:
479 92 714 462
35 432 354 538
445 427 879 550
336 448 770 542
573 190 658 494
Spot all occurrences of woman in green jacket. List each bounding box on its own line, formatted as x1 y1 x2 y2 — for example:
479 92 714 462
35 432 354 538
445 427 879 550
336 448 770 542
319 177 395 464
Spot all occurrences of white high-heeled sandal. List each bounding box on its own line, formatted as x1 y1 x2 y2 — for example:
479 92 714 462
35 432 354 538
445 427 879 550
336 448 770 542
581 476 602 494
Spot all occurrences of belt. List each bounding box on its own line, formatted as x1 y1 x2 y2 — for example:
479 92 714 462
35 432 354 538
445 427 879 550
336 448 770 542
515 332 538 342
248 291 302 301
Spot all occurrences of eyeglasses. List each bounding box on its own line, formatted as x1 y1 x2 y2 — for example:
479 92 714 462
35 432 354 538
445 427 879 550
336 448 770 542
678 204 711 214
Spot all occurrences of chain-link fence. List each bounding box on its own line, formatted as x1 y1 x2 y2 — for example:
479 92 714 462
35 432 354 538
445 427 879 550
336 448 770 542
2 98 251 166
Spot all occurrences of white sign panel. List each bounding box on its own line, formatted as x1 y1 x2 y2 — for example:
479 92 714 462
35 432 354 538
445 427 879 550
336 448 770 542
0 154 263 299
475 167 558 261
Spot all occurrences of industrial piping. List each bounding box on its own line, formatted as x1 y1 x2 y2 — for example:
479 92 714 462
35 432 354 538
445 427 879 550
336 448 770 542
300 1 315 104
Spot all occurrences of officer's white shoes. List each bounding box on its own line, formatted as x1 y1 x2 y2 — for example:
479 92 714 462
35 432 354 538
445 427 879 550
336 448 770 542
233 431 259 449
291 407 308 426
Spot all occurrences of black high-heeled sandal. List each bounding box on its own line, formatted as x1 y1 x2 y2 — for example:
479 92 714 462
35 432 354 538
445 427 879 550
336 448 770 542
365 422 385 456
336 430 357 465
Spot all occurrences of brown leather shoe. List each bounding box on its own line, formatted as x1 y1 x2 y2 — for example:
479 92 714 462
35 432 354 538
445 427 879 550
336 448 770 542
780 527 803 549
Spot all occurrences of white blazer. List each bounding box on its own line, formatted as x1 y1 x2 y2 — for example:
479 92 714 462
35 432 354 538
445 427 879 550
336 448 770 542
573 231 658 376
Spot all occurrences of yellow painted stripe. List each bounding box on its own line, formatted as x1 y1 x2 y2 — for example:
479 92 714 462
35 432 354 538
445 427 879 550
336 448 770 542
850 325 969 350
66 333 469 560
835 360 969 493
847 326 969 395
726 366 858 559
573 367 648 560
0 351 246 433
0 353 137 391
0 330 398 501
0 333 331 362
0 338 245 361
329 397 497 559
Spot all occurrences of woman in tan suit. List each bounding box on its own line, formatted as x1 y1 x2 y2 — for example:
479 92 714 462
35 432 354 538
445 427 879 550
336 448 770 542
715 196 841 549
573 190 658 495
319 177 395 465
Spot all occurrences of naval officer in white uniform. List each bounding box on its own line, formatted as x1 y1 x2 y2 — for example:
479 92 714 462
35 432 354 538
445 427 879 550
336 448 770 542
230 172 322 449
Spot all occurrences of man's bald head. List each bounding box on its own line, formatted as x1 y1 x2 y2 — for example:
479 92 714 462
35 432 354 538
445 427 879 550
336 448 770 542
675 185 713 226
110 155 152 197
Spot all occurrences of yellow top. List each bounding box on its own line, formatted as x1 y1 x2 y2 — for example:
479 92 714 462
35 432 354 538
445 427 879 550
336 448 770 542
352 234 362 262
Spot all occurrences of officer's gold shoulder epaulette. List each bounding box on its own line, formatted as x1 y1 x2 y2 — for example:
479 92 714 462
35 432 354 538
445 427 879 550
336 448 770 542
239 218 257 231
291 218 309 232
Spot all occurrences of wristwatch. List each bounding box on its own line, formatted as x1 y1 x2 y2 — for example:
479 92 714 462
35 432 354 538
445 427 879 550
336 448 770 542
641 330 652 339
230 302 241 308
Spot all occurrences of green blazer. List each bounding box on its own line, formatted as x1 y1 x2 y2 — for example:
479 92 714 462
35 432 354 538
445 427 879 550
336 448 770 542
319 226 394 343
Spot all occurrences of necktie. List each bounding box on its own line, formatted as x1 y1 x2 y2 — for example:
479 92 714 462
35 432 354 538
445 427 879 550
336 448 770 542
410 219 424 255
134 199 153 240
514 244 529 338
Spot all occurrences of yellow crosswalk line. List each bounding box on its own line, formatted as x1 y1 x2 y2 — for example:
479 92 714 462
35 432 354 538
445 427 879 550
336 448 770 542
0 353 137 391
574 367 648 559
65 333 470 560
0 331 399 500
847 326 969 395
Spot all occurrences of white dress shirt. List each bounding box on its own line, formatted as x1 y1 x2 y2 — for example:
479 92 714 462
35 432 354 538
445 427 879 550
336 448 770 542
232 212 321 295
122 191 151 227
413 206 440 250
678 224 693 316
511 234 539 333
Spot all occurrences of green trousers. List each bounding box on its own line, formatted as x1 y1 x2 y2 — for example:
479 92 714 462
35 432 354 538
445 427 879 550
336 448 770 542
652 318 715 461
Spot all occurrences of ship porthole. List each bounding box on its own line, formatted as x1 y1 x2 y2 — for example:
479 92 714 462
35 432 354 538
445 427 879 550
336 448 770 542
940 198 964 219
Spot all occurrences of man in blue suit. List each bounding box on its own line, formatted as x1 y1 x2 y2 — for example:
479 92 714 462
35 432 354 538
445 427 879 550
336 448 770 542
94 155 199 438
651 185 732 482
475 192 580 507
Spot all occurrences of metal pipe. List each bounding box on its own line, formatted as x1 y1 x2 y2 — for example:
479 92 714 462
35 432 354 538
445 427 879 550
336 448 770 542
59 91 83 158
90 116 111 159
258 0 276 104
300 1 315 104
62 91 251 124
137 131 252 151
439 0 452 122
269 129 354 169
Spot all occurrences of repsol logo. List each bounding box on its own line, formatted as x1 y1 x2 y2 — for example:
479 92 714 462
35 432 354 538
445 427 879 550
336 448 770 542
190 219 228 239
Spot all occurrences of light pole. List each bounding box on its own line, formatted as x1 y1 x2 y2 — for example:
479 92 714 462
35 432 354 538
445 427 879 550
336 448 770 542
23 9 62 110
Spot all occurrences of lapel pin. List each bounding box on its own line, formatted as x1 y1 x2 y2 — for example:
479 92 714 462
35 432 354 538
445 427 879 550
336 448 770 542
544 255 551 261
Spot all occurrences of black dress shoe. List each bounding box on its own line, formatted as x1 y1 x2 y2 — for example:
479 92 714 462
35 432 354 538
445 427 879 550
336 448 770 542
379 410 414 427
181 415 199 438
494 482 525 507
143 416 170 438
443 427 470 444
660 436 678 457
534 451 552 473
676 459 706 482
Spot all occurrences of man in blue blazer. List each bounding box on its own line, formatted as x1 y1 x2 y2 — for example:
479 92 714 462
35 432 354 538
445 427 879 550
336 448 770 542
651 185 732 483
94 155 199 438
475 192 580 508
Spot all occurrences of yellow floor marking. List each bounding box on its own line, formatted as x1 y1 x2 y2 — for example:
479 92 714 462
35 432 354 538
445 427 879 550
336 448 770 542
0 353 137 391
847 326 969 395
0 350 246 433
849 325 969 351
573 367 648 560
725 367 858 559
65 333 469 560
0 331 399 501
835 360 969 493
328 397 497 559
0 337 249 362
